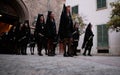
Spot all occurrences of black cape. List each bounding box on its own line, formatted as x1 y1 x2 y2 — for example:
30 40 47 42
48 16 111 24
82 23 94 49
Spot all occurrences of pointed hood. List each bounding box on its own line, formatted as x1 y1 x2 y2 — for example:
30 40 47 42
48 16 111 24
36 14 44 26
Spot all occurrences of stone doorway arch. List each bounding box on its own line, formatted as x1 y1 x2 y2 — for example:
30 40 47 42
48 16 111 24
0 0 29 23
0 0 29 54
0 0 29 34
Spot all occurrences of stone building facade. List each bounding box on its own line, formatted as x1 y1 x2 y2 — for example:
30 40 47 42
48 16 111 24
22 0 65 31
0 0 65 33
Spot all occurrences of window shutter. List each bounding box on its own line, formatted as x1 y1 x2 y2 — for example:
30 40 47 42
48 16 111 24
72 5 78 14
97 0 106 9
97 25 108 48
102 0 106 7
102 25 108 47
97 0 101 9
97 25 102 47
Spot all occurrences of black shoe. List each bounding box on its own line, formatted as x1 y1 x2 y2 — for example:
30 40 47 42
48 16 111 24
48 54 55 56
83 53 86 56
38 53 43 56
31 53 34 55
53 53 56 55
68 55 74 57
88 54 92 56
22 53 27 55
63 54 68 57
45 53 48 55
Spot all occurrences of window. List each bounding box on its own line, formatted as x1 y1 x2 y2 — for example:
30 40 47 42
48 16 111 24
72 5 78 14
97 0 107 9
97 25 109 50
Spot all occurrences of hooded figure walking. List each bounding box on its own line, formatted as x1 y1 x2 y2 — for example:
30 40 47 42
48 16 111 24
46 11 57 56
58 5 74 57
35 14 48 56
82 23 94 56
19 20 30 55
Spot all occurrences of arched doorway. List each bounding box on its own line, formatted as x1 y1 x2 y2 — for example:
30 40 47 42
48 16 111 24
0 0 29 54
0 0 29 34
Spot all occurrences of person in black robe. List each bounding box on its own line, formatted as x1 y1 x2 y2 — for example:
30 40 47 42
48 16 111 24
58 5 74 57
72 22 80 56
82 23 94 56
35 14 47 56
19 20 30 55
14 22 21 55
46 11 57 56
7 25 16 54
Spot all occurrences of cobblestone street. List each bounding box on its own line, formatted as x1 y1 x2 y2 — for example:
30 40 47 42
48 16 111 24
0 53 120 75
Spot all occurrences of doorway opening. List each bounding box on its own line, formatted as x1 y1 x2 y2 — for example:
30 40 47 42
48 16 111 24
0 0 29 54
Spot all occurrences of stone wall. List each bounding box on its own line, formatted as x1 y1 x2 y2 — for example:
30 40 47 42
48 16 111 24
22 0 65 32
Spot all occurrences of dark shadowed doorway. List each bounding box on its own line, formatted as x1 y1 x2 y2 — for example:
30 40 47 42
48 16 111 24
0 0 29 54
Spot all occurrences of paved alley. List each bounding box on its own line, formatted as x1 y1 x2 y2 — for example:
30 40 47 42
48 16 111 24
0 54 120 75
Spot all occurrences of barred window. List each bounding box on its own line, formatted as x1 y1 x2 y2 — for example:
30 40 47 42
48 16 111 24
97 0 106 9
72 5 78 14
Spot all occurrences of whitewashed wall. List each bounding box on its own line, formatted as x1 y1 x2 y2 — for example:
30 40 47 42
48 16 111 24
66 0 120 55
